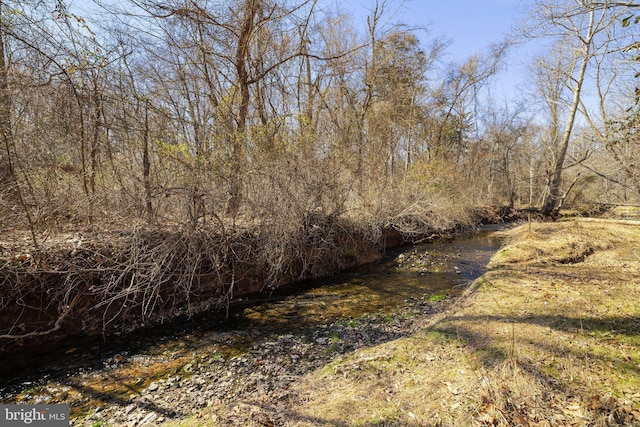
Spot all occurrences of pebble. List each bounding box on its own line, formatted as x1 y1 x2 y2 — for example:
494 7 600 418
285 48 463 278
26 289 454 426
139 412 157 425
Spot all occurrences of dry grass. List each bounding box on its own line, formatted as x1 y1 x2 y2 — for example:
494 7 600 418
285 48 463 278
284 220 640 426
166 220 640 426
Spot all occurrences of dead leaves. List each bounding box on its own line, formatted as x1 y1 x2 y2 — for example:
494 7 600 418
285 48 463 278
474 392 640 427
585 394 640 425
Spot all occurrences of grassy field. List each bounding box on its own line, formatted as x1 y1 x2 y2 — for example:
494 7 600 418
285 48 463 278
171 219 640 426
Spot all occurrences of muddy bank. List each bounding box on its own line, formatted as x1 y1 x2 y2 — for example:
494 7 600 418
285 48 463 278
0 207 507 356
0 221 370 353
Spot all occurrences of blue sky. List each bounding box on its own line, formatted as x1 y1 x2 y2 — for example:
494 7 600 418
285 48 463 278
421 2 525 56
338 0 536 103
346 1 525 58
71 0 536 103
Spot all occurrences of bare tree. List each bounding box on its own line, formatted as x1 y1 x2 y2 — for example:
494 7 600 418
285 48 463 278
426 43 508 163
524 0 639 215
481 103 532 209
606 102 640 198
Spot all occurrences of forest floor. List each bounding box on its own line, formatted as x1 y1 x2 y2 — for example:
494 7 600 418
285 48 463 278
163 219 640 426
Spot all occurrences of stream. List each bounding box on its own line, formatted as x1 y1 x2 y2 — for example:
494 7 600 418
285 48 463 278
0 224 506 425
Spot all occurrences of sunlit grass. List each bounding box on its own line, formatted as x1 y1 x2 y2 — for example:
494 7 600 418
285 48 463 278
284 220 640 426
163 220 640 426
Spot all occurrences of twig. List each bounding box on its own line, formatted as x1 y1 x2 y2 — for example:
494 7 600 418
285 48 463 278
0 291 82 340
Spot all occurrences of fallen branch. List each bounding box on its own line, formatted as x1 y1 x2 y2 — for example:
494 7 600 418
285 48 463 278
0 291 82 340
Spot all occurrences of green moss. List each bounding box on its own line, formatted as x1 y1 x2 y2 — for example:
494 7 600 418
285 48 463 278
329 331 342 340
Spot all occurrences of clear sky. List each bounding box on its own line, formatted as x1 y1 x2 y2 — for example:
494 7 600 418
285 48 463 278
336 0 536 103
341 1 525 57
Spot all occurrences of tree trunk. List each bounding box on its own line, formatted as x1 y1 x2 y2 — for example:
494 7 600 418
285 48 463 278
89 79 102 223
143 100 153 222
0 0 13 190
540 9 594 216
227 0 258 217
0 5 37 246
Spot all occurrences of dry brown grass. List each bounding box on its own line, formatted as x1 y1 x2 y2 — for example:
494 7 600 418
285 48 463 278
285 220 640 426
167 220 640 426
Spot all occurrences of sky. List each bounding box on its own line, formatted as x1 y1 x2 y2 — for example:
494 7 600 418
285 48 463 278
345 0 524 58
336 0 537 104
71 0 538 104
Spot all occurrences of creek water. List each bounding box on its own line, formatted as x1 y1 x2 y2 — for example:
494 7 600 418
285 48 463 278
239 223 507 330
0 224 507 411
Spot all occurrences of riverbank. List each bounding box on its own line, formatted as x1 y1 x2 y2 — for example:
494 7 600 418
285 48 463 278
1 225 504 425
0 207 506 354
149 218 640 426
8 219 638 426
273 219 640 426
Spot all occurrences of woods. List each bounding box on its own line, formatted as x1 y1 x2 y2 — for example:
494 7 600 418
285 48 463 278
1 0 637 231
0 0 639 342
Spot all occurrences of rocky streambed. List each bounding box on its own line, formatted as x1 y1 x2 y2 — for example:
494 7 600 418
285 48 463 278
1 226 506 426
80 297 449 426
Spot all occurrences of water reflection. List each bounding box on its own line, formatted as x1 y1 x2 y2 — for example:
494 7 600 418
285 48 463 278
239 225 506 330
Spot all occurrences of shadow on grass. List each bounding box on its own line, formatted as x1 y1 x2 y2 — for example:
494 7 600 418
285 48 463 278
432 313 640 385
233 399 430 427
424 312 640 425
453 314 640 336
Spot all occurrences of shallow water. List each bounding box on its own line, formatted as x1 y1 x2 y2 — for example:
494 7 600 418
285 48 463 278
239 224 506 330
0 224 506 406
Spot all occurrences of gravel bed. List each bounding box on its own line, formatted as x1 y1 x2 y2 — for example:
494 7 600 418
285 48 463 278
75 296 451 426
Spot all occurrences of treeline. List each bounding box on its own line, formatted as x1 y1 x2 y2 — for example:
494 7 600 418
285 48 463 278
0 0 498 239
1 0 639 238
0 0 639 340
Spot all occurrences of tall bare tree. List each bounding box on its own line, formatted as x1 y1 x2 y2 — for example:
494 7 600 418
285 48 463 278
525 0 640 215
